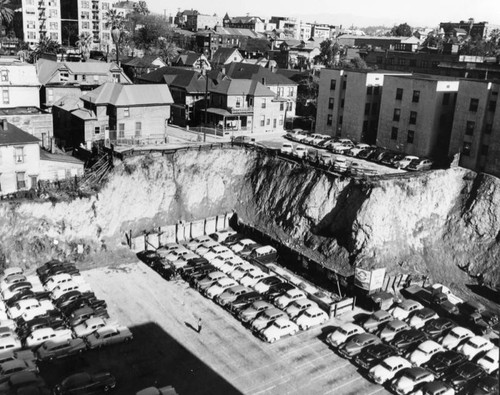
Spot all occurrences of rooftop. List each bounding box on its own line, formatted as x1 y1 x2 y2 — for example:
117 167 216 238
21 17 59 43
83 82 174 106
223 62 297 86
39 149 84 164
138 67 216 93
0 121 40 146
0 107 48 115
210 78 275 97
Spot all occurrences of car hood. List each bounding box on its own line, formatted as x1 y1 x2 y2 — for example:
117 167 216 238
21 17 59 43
370 365 390 378
394 376 415 391
328 333 346 344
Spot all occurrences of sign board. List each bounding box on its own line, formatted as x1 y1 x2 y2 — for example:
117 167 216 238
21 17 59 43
355 267 387 292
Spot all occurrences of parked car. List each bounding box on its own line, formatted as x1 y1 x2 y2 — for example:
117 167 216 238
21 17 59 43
348 143 371 157
216 285 252 307
280 142 293 154
362 310 393 333
391 367 435 395
8 299 54 320
253 276 282 294
389 300 424 321
0 334 22 354
408 381 455 395
0 274 28 292
477 348 499 374
394 155 419 169
36 338 87 361
390 329 428 355
208 229 236 243
338 333 382 359
285 299 318 319
193 241 220 256
439 326 475 350
463 312 493 335
422 350 468 378
238 301 274 323
293 145 307 158
239 270 269 288
333 157 348 172
226 291 262 314
53 371 116 394
379 320 410 342
369 355 412 385
230 239 256 254
457 336 494 360
84 325 133 349
326 323 365 348
265 283 295 300
441 361 486 392
353 343 398 370
195 271 227 292
295 306 328 330
0 371 46 393
409 308 439 329
319 152 334 166
1 267 24 282
0 359 37 380
407 340 444 367
423 318 457 340
381 153 405 167
470 375 499 395
274 289 307 309
67 306 108 327
218 257 245 274
204 278 238 299
259 318 299 343
203 246 233 261
357 147 377 160
73 317 110 338
2 282 33 301
407 159 433 171
250 307 288 332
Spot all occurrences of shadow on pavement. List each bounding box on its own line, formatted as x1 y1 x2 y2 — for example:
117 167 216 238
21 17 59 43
38 322 242 395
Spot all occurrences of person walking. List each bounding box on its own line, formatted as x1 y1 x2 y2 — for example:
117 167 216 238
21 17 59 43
197 318 202 333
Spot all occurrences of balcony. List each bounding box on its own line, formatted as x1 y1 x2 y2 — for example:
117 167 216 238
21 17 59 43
227 106 253 115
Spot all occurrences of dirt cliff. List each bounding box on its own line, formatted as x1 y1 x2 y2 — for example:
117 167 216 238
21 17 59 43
1 148 499 288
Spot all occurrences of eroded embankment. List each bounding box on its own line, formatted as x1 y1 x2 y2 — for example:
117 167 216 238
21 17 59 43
1 148 499 287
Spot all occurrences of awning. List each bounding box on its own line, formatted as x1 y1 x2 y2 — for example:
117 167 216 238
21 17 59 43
206 107 232 116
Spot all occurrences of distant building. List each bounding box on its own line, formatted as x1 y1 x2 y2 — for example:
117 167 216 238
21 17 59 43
52 82 173 148
211 48 244 68
175 9 222 32
270 16 299 39
298 22 312 41
439 20 500 39
112 0 137 18
225 16 266 33
377 74 459 160
316 68 411 143
448 79 500 177
121 55 167 82
0 60 40 109
337 35 420 52
172 51 211 70
36 59 131 110
311 24 332 40
0 107 53 150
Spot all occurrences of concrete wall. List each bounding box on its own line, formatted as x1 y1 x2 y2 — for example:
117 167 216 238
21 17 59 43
0 143 40 194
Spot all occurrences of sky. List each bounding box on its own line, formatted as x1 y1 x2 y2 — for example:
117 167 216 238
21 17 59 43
147 0 500 28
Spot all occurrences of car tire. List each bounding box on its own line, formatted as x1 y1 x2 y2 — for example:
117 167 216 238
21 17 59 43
104 386 110 392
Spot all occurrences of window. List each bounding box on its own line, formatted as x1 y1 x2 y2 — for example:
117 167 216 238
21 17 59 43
398 58 406 66
485 123 492 134
279 115 283 125
409 111 417 125
60 72 68 81
330 79 336 90
0 70 8 82
94 126 100 135
376 56 383 64
102 1 109 8
465 121 475 135
47 88 53 102
49 22 58 30
266 118 270 126
412 90 420 103
339 116 343 125
327 114 332 126
342 80 347 90
260 115 265 127
371 102 378 115
328 97 334 109
469 98 479 112
273 119 277 128
235 98 241 108
118 123 125 138
362 121 368 133
395 88 403 100
14 147 24 163
488 100 496 112
393 108 401 122
30 176 38 189
481 145 489 155
135 122 141 137
364 103 370 115
124 108 129 117
2 88 9 104
442 93 450 105
462 142 471 156
367 86 373 95
48 9 57 17
27 32 36 40
280 102 284 111
81 0 89 8
50 33 58 41
373 86 380 95
288 87 293 97
391 127 398 140
27 20 36 29
261 99 266 109
16 172 26 190
407 130 414 144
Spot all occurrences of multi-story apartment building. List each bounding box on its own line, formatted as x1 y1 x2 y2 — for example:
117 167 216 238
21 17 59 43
270 16 299 38
316 68 411 143
186 12 223 32
0 60 40 108
14 0 112 50
448 79 500 177
311 24 332 39
298 22 312 41
205 77 287 134
439 20 500 39
225 16 265 33
377 74 459 160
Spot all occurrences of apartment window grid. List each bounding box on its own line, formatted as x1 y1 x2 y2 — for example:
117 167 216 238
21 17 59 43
49 22 58 30
327 114 332 126
328 98 334 109
412 90 420 103
465 121 475 136
330 79 336 90
82 21 90 29
27 32 36 40
391 127 398 140
407 130 415 144
393 108 401 122
81 0 89 8
48 9 57 17
409 111 417 125
27 20 36 29
469 98 479 112
395 88 403 100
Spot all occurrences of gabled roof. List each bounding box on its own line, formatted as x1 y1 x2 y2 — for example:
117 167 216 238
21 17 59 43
82 82 173 106
137 66 215 93
0 121 40 146
210 78 274 97
209 26 264 38
39 149 84 164
212 48 242 65
0 62 40 86
239 38 271 53
223 62 297 86
122 55 166 68
173 51 206 67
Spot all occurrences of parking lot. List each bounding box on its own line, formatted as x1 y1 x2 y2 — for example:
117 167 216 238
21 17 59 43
81 263 390 395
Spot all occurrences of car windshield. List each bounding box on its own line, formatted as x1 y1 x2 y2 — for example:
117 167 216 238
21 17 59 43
468 341 480 348
380 361 393 371
338 328 349 335
482 356 494 363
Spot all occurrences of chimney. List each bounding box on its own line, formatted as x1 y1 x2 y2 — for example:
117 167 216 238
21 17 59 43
1 119 7 130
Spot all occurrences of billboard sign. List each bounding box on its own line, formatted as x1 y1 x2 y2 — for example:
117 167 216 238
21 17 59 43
355 267 387 292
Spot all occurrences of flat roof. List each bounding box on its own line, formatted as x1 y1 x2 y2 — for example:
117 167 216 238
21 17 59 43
0 107 48 115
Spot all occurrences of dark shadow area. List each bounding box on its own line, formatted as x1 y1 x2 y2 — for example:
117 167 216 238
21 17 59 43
38 322 242 395
318 324 338 342
184 321 198 332
352 312 370 325
466 284 500 305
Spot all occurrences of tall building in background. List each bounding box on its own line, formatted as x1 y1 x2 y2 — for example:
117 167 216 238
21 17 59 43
14 0 113 50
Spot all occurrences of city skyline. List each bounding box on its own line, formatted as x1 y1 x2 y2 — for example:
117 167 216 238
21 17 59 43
148 0 500 28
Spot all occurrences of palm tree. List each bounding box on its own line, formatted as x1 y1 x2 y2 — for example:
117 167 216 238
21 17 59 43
33 36 60 61
105 9 125 65
76 32 93 60
0 0 14 35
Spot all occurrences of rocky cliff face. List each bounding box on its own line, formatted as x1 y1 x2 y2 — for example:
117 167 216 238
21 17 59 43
1 148 499 287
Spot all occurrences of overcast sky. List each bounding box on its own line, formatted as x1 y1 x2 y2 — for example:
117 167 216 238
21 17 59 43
147 0 500 27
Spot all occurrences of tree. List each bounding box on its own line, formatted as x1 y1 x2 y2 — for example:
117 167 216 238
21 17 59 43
0 0 14 29
132 14 172 51
390 23 413 37
338 56 370 70
314 39 341 67
132 1 149 16
76 32 93 60
33 36 60 61
105 9 126 64
157 38 179 65
62 23 78 47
